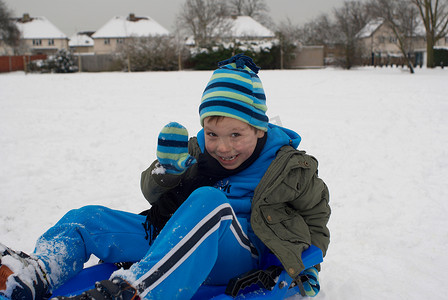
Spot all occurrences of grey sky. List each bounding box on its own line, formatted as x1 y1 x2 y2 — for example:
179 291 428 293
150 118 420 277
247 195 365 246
3 0 363 36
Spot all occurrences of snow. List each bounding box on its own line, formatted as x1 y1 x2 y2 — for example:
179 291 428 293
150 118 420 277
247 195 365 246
15 16 67 39
1 67 448 299
92 15 169 39
68 33 94 47
229 16 275 38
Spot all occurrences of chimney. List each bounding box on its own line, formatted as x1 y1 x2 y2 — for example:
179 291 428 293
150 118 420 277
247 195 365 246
22 13 31 22
128 13 136 21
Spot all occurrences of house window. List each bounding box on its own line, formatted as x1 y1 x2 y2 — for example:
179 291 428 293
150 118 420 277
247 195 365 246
48 39 54 46
378 36 385 44
445 36 448 44
389 36 397 43
32 39 42 46
117 38 124 44
104 38 110 45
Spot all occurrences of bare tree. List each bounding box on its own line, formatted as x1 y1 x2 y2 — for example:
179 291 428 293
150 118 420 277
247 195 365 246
228 0 272 28
411 0 448 67
228 0 267 17
229 0 245 15
333 1 371 69
177 0 231 48
0 0 20 51
116 36 180 71
299 14 336 45
276 18 301 68
171 26 191 71
368 0 420 73
297 1 370 69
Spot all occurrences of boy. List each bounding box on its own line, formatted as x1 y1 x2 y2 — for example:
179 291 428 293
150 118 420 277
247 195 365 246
0 54 330 299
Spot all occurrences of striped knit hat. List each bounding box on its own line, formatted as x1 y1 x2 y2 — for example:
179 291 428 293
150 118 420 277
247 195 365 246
199 54 269 132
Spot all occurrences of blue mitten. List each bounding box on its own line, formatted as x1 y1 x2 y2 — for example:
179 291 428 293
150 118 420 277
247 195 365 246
156 122 197 174
300 267 320 297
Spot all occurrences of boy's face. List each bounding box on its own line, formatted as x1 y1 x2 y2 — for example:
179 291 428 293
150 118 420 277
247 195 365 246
203 117 265 170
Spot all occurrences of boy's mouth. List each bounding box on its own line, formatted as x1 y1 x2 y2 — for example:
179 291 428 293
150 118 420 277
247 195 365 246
214 153 241 169
220 155 237 161
217 154 240 168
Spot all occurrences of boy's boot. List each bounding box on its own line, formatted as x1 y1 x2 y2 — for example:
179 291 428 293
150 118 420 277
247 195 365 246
52 278 139 300
0 243 51 299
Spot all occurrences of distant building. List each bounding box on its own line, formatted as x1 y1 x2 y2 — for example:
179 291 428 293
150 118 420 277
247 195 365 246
356 19 423 57
11 13 68 55
69 31 95 54
91 13 170 54
357 18 448 66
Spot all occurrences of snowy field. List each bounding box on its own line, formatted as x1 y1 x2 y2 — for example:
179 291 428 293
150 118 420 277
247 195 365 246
1 66 447 299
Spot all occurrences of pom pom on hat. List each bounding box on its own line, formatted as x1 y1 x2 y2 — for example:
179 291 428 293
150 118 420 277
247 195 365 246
199 54 268 132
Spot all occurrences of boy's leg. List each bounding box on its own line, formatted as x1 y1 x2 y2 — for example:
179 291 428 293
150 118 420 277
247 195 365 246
115 187 258 300
33 205 149 289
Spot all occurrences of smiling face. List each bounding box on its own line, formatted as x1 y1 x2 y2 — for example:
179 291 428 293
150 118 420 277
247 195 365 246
203 116 265 170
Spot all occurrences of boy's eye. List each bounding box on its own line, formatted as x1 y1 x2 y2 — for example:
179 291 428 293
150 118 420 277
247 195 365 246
231 133 241 137
206 132 217 137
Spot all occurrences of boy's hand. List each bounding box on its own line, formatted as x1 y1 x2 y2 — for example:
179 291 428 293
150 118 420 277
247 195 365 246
157 122 197 174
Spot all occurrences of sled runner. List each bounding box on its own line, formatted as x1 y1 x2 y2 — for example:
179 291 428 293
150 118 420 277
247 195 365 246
51 245 323 299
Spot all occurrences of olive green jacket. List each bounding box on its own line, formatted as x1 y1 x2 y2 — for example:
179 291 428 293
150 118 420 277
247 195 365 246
141 137 330 279
250 145 330 278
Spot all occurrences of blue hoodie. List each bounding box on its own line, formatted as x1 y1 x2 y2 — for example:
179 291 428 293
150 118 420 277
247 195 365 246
196 123 301 217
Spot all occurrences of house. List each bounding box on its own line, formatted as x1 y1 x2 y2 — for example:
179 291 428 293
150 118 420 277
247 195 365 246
11 13 68 55
357 18 407 65
69 31 95 54
91 13 170 54
356 18 448 66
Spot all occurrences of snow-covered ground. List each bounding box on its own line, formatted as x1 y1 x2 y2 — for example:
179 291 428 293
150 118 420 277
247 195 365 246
1 66 447 299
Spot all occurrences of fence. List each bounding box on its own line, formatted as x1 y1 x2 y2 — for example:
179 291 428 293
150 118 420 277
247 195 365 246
0 55 47 73
361 51 425 68
76 54 121 72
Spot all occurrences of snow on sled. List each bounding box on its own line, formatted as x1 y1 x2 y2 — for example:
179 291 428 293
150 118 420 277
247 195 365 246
51 245 323 299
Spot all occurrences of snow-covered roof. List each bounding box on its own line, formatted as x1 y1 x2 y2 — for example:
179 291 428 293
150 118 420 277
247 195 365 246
69 33 94 47
357 18 429 39
357 18 384 39
15 16 67 39
92 15 169 38
229 16 275 38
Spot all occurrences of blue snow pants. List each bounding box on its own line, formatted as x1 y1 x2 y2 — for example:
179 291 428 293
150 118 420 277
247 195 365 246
33 187 259 299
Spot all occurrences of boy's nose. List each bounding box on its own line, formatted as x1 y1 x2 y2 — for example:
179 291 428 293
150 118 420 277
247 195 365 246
217 139 231 153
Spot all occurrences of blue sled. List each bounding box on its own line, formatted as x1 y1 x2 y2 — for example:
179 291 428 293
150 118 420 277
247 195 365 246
52 245 323 299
